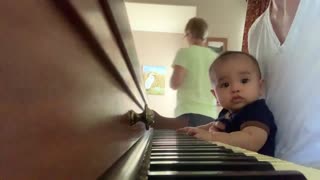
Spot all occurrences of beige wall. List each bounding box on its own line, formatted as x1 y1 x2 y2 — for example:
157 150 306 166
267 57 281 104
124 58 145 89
127 0 248 50
130 0 247 117
132 31 187 117
126 2 196 33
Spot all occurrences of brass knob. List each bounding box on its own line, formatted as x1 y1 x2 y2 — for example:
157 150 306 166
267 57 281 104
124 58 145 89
129 105 155 130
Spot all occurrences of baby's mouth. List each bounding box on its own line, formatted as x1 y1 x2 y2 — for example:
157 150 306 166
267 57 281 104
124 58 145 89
231 96 244 103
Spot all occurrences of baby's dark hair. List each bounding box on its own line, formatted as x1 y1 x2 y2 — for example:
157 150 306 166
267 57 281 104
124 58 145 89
185 17 208 40
209 51 262 82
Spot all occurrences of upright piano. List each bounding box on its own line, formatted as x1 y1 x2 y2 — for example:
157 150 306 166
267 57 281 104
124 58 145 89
0 0 319 179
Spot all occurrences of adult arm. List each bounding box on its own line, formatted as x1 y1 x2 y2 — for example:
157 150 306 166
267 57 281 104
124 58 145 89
170 65 187 90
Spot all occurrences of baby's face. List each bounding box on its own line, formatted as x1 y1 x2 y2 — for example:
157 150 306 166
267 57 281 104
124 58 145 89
211 56 263 112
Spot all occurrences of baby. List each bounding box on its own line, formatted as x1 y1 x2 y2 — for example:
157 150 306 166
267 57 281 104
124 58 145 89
178 51 277 156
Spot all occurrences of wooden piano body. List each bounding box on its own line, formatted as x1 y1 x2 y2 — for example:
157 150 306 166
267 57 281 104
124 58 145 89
1 0 320 179
1 0 147 179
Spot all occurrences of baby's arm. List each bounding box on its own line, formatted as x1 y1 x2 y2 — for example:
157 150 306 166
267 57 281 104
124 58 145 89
197 121 226 131
177 121 225 135
195 126 268 152
197 122 214 130
176 123 212 136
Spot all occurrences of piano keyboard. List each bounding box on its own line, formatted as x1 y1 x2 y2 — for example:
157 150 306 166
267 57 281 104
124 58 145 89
142 129 320 180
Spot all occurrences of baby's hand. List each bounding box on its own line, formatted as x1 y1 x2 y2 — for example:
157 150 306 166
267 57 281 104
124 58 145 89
192 128 213 141
176 127 198 136
209 121 226 133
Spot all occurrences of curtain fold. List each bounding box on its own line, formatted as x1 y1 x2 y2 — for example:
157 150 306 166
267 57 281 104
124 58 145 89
242 0 270 53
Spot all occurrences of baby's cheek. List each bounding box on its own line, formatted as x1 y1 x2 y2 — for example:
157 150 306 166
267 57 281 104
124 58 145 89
218 93 228 102
216 96 223 104
218 98 227 107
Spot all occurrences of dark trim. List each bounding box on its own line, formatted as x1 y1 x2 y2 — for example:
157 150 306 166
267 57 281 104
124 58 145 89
99 0 148 105
98 130 152 180
53 0 144 109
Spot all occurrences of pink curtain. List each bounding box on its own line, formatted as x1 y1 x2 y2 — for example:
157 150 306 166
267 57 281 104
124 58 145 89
242 0 270 52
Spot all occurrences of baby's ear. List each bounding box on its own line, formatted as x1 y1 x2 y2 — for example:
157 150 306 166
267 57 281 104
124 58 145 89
210 89 216 97
259 79 265 96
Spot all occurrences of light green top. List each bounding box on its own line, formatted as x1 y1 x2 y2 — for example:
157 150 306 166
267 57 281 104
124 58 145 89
173 45 218 118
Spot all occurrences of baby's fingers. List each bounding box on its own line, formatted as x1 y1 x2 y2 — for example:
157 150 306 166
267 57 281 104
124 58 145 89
186 129 197 136
214 121 226 131
176 127 189 133
177 127 196 135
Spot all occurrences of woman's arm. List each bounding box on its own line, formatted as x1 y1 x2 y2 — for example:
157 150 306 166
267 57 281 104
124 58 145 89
170 65 187 90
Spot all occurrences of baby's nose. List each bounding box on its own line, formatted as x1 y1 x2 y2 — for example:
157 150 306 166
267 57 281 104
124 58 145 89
231 83 241 93
232 89 240 93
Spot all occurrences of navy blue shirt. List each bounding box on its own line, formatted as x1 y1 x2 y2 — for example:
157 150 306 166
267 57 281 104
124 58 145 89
216 99 277 156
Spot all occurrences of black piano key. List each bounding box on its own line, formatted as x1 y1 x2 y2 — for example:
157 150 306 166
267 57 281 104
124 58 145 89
151 145 227 149
152 145 219 148
148 170 307 180
152 142 214 145
153 131 186 134
152 148 233 153
152 139 208 142
152 136 195 139
151 152 246 157
152 142 212 145
153 139 200 142
152 142 217 145
152 136 200 138
149 161 274 171
153 136 190 138
150 155 257 162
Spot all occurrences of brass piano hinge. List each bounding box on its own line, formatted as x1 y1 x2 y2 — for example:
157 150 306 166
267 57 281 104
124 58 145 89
129 104 155 130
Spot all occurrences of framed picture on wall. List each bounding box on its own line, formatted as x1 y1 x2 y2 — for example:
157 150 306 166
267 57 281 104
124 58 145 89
142 65 166 95
206 37 228 54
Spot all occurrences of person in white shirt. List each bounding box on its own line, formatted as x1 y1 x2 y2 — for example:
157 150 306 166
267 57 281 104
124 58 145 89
248 0 320 168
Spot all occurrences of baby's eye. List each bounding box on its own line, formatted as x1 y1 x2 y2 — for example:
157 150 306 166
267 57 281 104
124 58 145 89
241 78 249 84
220 82 229 88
